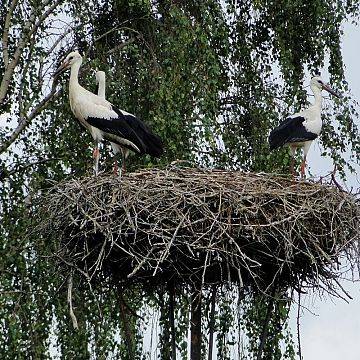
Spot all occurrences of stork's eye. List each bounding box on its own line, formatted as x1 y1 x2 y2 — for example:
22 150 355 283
69 56 73 60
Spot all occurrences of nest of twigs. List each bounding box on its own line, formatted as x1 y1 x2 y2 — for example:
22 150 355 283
35 166 360 295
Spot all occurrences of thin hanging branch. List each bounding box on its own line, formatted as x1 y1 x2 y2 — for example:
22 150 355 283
67 272 78 330
168 282 177 360
297 292 302 360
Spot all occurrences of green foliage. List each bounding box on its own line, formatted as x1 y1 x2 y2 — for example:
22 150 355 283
0 0 359 358
242 294 295 360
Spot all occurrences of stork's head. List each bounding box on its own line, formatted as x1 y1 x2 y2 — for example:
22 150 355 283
54 51 82 77
310 77 341 98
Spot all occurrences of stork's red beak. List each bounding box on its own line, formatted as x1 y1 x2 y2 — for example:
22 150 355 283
53 60 70 78
322 83 341 98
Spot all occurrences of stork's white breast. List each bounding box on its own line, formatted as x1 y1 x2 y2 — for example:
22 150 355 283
69 84 118 141
296 107 323 135
304 118 322 135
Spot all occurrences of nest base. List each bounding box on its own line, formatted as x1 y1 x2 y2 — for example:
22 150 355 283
36 167 360 294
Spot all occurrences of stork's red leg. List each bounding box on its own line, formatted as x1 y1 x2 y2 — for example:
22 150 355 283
300 157 306 179
93 147 100 176
92 147 99 158
113 159 119 176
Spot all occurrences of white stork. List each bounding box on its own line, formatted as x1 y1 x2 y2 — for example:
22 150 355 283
268 76 341 178
95 70 129 174
54 51 163 175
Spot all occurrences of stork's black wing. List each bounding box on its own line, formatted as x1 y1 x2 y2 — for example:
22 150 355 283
268 116 318 150
87 114 145 153
87 107 163 157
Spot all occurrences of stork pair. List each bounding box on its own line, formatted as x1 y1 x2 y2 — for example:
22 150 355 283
54 51 163 175
55 51 341 178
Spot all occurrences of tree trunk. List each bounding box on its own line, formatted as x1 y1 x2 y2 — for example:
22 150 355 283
256 288 276 360
118 291 135 360
190 287 202 360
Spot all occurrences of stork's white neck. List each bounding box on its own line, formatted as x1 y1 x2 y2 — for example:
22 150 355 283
69 60 82 89
310 84 322 110
98 77 106 99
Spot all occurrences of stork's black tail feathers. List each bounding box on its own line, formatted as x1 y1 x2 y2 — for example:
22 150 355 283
143 131 163 157
112 107 164 157
268 128 285 150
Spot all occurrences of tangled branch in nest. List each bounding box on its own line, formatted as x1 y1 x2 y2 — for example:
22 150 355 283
35 166 360 296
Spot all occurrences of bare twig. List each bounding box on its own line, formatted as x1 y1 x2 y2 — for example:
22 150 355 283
107 37 139 55
208 285 217 360
297 292 302 360
169 282 177 360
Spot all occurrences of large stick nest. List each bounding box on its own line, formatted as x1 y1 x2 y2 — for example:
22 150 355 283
35 166 360 295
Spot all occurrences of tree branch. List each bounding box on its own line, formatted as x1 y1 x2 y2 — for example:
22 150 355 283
45 24 78 59
18 32 37 120
117 290 135 359
107 37 139 55
190 286 202 360
0 157 61 181
93 22 132 43
0 77 62 155
297 292 302 360
1 0 19 67
207 285 217 360
0 0 64 105
67 273 78 330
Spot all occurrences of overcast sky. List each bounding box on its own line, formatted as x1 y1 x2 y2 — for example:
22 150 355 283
289 21 360 360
